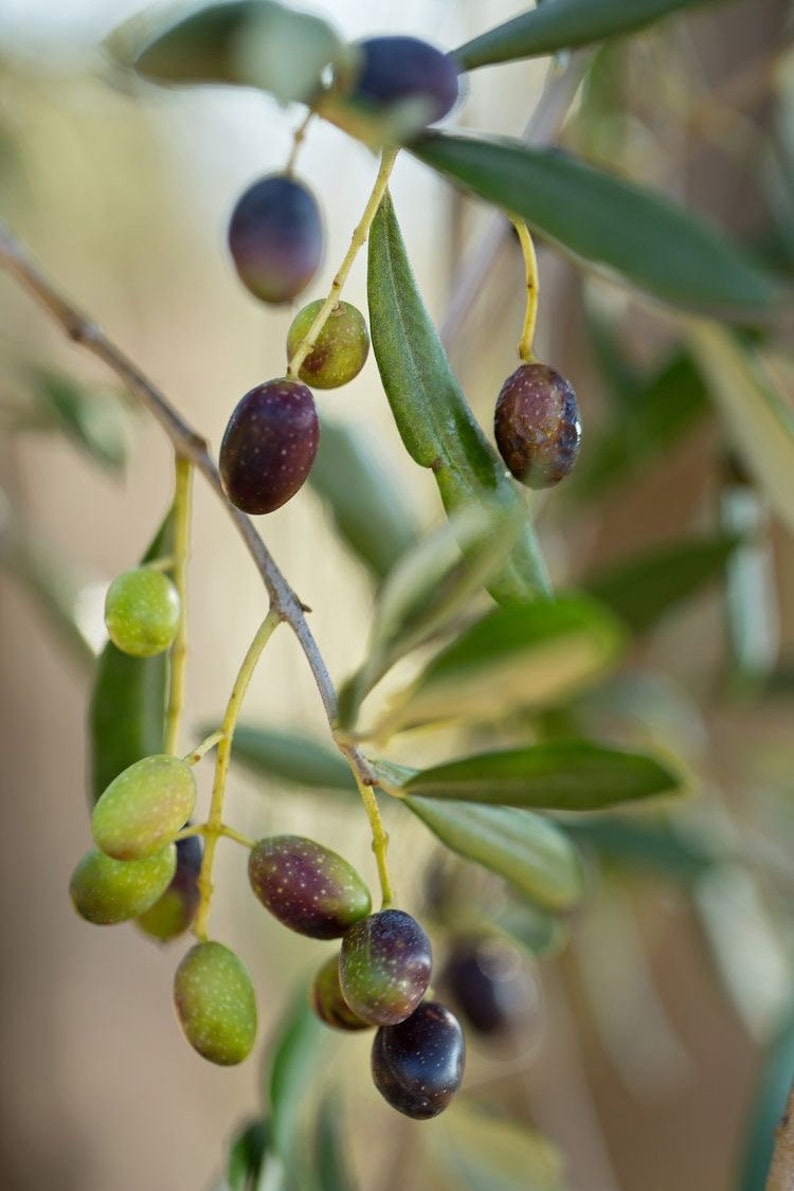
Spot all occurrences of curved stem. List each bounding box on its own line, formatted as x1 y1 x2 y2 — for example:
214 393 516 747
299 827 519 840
164 454 193 755
193 609 282 941
510 216 540 363
287 145 398 379
285 110 313 176
337 738 394 907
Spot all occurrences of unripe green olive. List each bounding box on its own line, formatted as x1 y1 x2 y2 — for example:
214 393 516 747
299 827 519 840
248 835 371 939
137 834 202 942
104 567 181 658
310 953 372 1032
91 754 196 861
173 942 258 1065
286 301 370 390
70 844 177 925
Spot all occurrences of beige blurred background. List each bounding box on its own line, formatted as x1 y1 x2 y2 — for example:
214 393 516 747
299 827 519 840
1 1 791 1188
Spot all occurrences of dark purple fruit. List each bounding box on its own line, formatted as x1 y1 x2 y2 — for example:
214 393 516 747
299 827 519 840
137 833 202 942
494 363 582 489
371 1001 465 1120
248 835 371 939
310 953 372 1032
228 174 324 304
440 935 541 1038
349 37 460 127
219 379 319 515
339 909 432 1026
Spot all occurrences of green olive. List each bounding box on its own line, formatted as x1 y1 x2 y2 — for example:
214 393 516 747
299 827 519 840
104 567 181 658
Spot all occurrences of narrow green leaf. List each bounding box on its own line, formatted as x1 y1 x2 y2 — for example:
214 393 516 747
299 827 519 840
563 816 719 883
223 1119 270 1191
411 134 781 318
376 594 624 736
368 193 550 605
88 510 173 801
308 419 419 582
308 1096 359 1191
30 368 129 472
267 992 330 1163
454 0 727 71
688 323 794 533
405 796 584 913
574 348 709 500
405 741 684 811
740 1011 794 1191
435 1102 566 1191
226 723 356 793
584 535 739 634
127 0 347 106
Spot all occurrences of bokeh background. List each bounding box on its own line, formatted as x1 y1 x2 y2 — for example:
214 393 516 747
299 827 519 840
1 1 793 1188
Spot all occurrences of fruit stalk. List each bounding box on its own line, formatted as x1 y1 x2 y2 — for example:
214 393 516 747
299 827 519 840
165 453 193 755
287 145 398 380
342 752 394 909
193 609 283 941
510 216 539 363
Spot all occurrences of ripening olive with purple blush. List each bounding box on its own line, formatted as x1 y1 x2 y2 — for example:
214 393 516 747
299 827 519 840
494 363 582 489
219 379 319 515
227 174 323 304
137 833 203 942
310 953 373 1032
440 934 542 1039
339 909 432 1026
248 836 371 939
371 1001 465 1119
349 37 460 127
286 300 370 389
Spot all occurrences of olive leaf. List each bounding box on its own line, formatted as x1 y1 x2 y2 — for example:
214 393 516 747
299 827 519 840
455 0 731 71
411 134 782 319
368 192 551 606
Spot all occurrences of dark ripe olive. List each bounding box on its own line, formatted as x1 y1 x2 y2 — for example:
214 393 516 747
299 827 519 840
339 909 432 1026
227 174 324 304
310 953 372 1032
286 300 370 390
371 1001 465 1120
494 363 582 489
440 934 541 1039
349 37 460 127
137 833 203 942
248 835 371 939
219 379 319 515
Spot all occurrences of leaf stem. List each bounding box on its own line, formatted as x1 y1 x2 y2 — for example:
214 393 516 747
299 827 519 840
510 216 539 363
164 454 193 755
193 609 282 941
287 145 398 379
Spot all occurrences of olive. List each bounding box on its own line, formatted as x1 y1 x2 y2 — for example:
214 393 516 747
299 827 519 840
494 362 582 489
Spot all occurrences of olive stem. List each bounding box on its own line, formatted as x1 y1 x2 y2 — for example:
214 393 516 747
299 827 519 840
183 729 224 765
285 110 314 175
510 216 539 363
194 609 282 941
287 145 398 379
164 454 193 755
346 757 395 909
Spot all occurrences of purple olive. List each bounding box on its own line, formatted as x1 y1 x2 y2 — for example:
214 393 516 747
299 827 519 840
494 363 582 489
248 835 371 939
227 174 324 304
339 909 432 1026
371 1001 465 1119
310 953 372 1032
219 379 319 515
349 37 460 127
440 934 541 1039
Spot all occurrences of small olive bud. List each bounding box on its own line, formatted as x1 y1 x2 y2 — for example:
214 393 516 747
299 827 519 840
173 941 258 1066
70 844 177 925
494 363 582 489
248 835 371 939
339 909 432 1026
91 754 196 861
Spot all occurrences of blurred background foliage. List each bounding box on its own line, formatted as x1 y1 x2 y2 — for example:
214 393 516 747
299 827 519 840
1 1 793 1189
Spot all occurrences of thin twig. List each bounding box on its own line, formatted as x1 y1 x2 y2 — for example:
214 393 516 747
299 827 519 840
0 219 380 797
440 50 592 352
